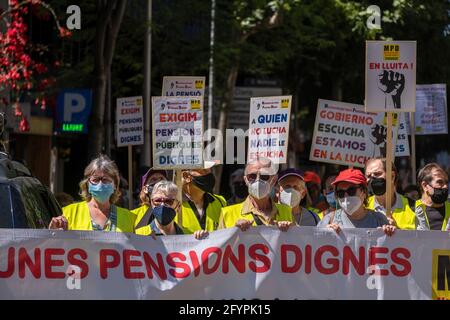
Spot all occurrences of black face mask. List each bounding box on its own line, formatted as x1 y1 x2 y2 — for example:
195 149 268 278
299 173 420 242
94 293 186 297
430 187 449 205
192 173 215 194
369 177 386 196
233 182 248 199
152 205 177 226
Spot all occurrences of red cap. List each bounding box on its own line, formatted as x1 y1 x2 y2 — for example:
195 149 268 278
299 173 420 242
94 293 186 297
303 171 321 186
332 168 367 187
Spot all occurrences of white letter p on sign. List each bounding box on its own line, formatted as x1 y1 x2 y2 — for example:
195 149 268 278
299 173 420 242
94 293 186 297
64 93 86 122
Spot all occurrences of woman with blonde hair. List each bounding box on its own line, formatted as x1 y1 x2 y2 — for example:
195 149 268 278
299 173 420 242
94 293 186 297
49 154 136 232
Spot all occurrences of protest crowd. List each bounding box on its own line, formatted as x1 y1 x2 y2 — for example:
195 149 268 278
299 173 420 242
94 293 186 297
48 155 450 236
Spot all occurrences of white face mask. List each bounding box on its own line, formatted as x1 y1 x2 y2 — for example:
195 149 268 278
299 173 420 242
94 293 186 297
248 179 271 200
280 188 302 208
338 196 362 216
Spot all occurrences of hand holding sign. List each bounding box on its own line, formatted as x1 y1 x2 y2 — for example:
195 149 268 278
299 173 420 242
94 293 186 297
378 70 405 109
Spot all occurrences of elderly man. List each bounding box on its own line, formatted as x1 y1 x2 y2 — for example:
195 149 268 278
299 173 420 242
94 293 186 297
415 163 449 231
277 168 320 226
219 157 293 232
364 157 416 229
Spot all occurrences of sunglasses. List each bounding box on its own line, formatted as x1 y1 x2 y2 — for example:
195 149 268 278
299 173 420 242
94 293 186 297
152 198 176 206
246 173 272 182
335 186 361 198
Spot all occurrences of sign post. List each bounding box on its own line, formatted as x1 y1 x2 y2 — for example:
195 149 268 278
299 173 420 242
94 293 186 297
410 111 417 185
385 112 394 219
128 145 133 209
116 96 144 209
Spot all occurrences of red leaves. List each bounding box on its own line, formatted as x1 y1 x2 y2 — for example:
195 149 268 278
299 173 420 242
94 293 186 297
59 27 72 38
14 102 23 117
0 0 65 114
19 117 30 132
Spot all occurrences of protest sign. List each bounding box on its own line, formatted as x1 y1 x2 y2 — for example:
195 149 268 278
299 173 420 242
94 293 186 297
162 76 205 97
152 96 203 169
365 41 416 112
1 227 449 300
248 96 291 164
405 84 448 135
310 99 409 167
116 96 144 147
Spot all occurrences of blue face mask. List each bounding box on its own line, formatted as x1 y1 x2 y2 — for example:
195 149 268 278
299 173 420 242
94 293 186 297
88 182 114 203
152 205 177 226
326 191 337 208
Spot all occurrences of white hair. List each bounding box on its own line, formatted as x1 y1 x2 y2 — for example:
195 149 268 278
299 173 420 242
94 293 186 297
151 180 178 199
244 156 278 176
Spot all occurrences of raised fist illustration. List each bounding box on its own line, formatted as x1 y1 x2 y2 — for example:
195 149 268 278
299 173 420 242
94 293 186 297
378 70 405 109
370 124 387 157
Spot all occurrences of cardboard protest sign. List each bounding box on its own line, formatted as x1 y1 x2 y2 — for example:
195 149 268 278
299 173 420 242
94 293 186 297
365 41 416 112
248 96 291 164
116 96 144 147
152 96 203 169
406 84 448 135
310 99 409 168
162 76 205 97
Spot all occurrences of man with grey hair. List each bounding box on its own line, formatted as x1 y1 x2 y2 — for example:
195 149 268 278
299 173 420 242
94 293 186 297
227 168 248 205
219 157 293 231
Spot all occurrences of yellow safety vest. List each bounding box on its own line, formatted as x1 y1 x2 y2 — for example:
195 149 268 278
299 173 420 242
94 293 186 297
415 199 450 231
175 193 227 234
366 195 416 230
131 204 152 235
220 201 293 228
62 201 136 232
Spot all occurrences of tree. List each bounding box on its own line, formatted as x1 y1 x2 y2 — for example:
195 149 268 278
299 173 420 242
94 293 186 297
87 0 127 160
212 0 300 190
0 0 70 132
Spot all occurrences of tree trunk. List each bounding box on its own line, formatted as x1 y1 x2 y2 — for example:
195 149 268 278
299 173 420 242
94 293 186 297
214 51 240 194
88 0 127 161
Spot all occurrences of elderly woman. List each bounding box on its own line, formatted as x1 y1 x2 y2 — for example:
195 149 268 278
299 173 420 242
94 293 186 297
317 168 395 236
132 168 168 225
49 155 135 232
135 180 208 239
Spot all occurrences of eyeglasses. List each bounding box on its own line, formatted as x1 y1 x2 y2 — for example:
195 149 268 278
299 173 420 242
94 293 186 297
246 173 272 182
152 198 176 206
335 186 361 198
89 176 114 184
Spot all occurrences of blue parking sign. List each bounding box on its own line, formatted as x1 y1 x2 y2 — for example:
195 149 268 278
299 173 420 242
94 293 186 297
56 89 92 133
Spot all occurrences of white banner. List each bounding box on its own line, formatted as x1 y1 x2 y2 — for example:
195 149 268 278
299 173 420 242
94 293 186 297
365 41 416 112
248 96 292 164
162 76 205 97
310 99 409 168
1 227 449 300
151 96 204 169
116 96 144 147
406 84 448 135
